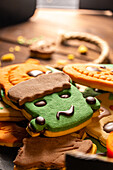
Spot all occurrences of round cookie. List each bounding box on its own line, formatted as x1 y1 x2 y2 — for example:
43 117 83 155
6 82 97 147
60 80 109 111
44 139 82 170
29 40 56 59
86 93 113 147
63 64 113 93
7 71 100 137
0 121 28 147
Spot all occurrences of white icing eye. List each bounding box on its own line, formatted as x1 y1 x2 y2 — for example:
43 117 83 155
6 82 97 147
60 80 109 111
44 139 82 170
59 94 70 98
27 70 43 77
34 100 47 107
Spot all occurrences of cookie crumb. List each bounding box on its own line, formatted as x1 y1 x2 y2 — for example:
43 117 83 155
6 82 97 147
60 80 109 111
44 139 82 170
15 46 21 52
25 58 40 65
1 53 15 61
57 59 68 66
67 54 74 60
78 45 88 54
9 47 14 52
17 36 26 44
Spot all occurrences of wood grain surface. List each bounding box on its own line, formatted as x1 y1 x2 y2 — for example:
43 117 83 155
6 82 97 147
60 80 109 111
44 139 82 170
0 8 113 170
0 9 113 67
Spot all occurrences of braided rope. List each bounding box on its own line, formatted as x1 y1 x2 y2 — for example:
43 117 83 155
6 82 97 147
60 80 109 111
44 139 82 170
59 32 109 64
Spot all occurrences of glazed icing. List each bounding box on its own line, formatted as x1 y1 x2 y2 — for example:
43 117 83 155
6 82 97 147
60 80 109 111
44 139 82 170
24 84 100 133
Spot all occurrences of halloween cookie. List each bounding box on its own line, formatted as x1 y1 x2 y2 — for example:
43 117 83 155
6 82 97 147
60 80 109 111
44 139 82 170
7 71 100 137
63 64 113 93
29 40 56 59
0 63 49 96
86 93 113 147
13 134 96 170
0 121 28 147
0 63 49 110
86 136 107 155
0 99 25 121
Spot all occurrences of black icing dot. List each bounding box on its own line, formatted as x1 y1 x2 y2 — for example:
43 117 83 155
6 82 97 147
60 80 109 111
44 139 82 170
103 122 113 133
35 100 47 107
100 66 106 69
86 66 101 72
27 70 43 77
35 116 45 125
86 96 96 105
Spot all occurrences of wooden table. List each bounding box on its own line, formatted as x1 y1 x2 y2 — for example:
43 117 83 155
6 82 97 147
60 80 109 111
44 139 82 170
0 8 113 170
0 9 113 67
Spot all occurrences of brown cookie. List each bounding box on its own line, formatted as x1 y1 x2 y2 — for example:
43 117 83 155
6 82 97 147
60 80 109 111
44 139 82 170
29 40 56 59
8 72 71 105
14 134 93 169
0 121 28 147
63 64 113 92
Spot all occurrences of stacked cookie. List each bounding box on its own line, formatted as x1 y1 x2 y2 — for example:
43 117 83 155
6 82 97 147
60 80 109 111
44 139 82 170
0 62 101 169
64 64 113 156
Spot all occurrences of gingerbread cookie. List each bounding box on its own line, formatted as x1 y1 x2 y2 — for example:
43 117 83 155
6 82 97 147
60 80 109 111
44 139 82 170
0 99 25 121
29 40 56 59
0 121 28 147
86 93 113 147
7 71 100 137
13 134 96 170
63 64 113 93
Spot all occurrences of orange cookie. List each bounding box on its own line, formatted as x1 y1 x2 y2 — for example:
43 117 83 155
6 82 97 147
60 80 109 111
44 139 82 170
0 63 49 97
0 121 28 147
0 100 25 121
63 64 113 92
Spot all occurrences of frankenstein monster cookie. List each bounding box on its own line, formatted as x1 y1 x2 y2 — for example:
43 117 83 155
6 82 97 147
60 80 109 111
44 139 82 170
13 134 96 170
63 64 113 92
7 71 100 137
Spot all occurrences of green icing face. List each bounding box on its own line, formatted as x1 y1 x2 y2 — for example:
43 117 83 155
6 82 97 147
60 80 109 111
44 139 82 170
24 84 100 133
